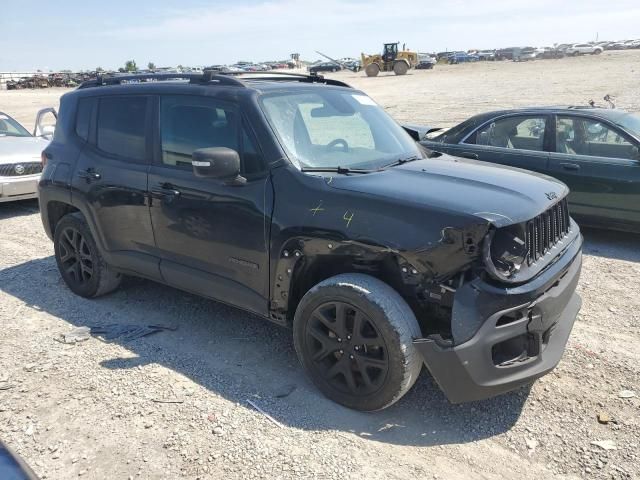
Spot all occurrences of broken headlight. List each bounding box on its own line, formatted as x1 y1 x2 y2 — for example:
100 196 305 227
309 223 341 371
483 226 528 281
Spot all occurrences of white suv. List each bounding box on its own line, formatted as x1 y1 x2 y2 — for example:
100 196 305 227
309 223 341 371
566 43 603 56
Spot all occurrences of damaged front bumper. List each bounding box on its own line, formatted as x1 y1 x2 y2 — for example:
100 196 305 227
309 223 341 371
414 232 583 403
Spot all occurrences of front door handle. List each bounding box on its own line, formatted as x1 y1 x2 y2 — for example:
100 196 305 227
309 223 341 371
459 152 479 160
151 183 181 199
77 168 101 182
560 162 580 171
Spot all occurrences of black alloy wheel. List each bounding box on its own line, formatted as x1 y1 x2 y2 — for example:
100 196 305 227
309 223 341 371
58 226 94 287
53 213 121 298
304 301 389 396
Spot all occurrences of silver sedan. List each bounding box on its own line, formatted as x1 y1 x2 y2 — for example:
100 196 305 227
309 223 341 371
0 110 54 203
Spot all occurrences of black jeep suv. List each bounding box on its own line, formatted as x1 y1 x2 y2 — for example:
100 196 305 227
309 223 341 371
39 72 582 411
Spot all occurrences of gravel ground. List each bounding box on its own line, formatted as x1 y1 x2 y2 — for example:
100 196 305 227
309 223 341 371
1 50 639 479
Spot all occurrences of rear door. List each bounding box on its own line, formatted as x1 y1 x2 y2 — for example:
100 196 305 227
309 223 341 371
451 114 552 174
549 114 640 229
148 94 272 315
71 95 159 279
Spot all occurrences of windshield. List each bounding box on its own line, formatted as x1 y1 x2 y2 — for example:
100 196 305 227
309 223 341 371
260 89 422 170
0 113 31 138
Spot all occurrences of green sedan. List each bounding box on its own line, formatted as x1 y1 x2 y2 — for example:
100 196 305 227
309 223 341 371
420 107 640 233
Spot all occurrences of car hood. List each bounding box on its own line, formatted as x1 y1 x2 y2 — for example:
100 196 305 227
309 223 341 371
0 136 48 164
326 155 569 227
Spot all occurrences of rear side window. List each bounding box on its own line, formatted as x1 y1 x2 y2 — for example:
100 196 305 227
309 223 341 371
97 96 147 161
75 97 94 141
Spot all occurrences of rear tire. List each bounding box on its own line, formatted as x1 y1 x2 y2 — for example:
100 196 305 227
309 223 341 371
53 213 121 298
293 273 423 411
393 61 409 75
365 63 380 77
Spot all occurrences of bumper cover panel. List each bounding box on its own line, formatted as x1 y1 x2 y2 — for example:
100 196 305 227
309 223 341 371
414 235 583 403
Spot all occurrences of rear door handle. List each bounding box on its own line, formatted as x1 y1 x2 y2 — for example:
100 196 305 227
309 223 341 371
560 162 580 171
77 168 101 181
459 152 479 160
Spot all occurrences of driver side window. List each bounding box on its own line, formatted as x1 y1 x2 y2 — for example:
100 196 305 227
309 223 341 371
466 116 547 152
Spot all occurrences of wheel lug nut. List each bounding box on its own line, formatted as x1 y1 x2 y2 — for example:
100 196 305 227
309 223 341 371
337 338 342 342
339 350 344 354
354 346 359 351
349 354 354 359
346 335 351 340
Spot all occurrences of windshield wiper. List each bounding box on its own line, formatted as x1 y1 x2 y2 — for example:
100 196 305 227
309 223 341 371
300 166 377 174
382 155 423 168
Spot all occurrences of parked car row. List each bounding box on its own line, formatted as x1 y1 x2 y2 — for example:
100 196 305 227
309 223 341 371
5 72 97 90
434 39 640 64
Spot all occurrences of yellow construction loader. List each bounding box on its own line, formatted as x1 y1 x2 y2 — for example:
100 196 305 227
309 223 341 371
361 42 418 77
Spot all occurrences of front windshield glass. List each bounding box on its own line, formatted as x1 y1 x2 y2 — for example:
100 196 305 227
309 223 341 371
260 89 422 169
0 113 31 138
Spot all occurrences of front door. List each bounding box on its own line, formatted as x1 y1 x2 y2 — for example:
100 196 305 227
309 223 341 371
71 95 159 279
148 94 272 315
549 115 640 229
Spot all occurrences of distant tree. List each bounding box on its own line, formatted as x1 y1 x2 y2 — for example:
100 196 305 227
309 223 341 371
177 64 184 71
96 67 104 72
124 60 137 72
118 68 126 73
147 62 156 71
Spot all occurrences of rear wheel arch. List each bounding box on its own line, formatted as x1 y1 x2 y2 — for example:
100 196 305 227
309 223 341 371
47 201 80 235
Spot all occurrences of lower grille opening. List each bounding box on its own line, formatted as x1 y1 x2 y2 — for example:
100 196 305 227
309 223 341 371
492 333 539 367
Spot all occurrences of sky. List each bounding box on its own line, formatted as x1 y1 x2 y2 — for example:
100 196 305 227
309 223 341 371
1 0 639 71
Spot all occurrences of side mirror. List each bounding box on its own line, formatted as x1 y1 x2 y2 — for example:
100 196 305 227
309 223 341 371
192 147 245 185
402 124 442 141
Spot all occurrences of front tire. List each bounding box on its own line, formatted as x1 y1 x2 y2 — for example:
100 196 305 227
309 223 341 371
53 213 121 298
293 274 423 411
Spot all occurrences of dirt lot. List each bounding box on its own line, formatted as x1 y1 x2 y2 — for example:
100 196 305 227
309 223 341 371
1 50 639 480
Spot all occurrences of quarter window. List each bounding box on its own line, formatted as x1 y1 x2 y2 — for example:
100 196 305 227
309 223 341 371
75 98 94 141
97 96 147 161
467 116 547 152
556 116 640 160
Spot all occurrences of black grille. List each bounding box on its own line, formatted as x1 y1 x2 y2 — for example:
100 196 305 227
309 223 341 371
0 162 42 177
525 198 571 264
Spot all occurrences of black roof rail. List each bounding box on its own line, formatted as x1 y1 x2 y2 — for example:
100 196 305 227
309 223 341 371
78 71 245 89
219 71 353 88
76 70 352 90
